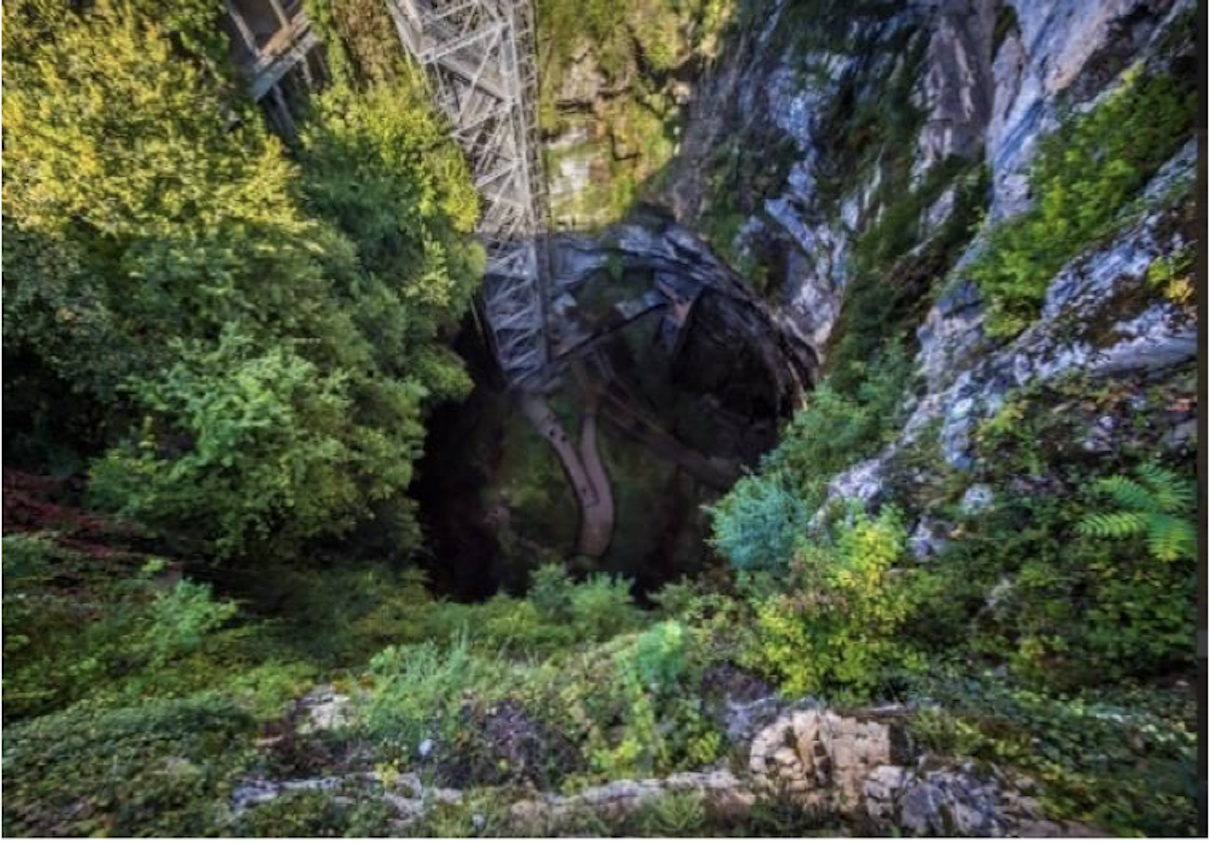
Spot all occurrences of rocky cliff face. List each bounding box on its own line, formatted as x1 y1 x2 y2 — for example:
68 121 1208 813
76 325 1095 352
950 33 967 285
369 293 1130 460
644 0 1194 366
537 0 1197 567
452 0 1196 596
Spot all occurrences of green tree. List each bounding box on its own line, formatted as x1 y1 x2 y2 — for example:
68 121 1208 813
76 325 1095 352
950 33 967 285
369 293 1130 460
3 0 481 559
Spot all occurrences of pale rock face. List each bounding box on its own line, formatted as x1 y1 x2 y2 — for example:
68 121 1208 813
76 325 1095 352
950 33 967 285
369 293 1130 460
296 685 352 734
748 707 911 811
913 0 996 180
556 41 607 108
987 0 1184 218
923 200 1194 469
823 136 1195 507
908 516 950 560
745 706 1105 835
826 457 888 508
510 770 755 825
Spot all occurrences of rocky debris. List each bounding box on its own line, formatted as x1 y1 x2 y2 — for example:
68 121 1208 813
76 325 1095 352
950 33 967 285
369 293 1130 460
232 691 1102 837
886 763 1010 836
745 707 1105 836
748 706 914 812
959 483 995 514
295 686 352 734
231 769 462 824
867 763 1104 837
908 517 951 560
379 772 464 823
445 699 580 789
825 458 887 508
231 773 362 816
509 770 754 826
703 663 784 743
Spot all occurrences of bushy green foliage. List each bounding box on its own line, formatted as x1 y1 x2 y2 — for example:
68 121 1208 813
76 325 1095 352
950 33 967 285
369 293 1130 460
911 481 1196 689
920 377 1201 687
970 69 1196 335
2 698 255 837
362 636 503 764
624 620 691 692
558 625 721 782
417 565 645 657
89 330 373 557
1077 463 1196 562
569 572 645 641
747 507 921 699
706 473 808 575
708 344 910 574
2 534 314 722
3 0 480 560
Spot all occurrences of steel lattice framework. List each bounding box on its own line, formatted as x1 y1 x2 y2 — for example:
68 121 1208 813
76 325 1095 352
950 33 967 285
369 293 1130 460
387 0 550 387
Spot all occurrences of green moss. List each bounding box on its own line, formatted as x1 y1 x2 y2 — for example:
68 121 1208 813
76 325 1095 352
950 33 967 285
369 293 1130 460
970 69 1197 337
827 160 989 390
3 699 256 837
908 676 1198 836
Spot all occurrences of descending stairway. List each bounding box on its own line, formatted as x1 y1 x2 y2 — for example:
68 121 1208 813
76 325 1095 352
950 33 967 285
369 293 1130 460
387 0 551 388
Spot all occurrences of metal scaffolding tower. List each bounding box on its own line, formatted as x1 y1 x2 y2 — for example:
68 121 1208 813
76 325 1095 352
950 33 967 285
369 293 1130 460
387 0 551 387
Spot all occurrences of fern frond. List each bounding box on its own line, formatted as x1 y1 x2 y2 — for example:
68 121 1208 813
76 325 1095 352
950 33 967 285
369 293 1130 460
1139 463 1195 514
1145 513 1197 562
1078 511 1148 539
1135 461 1177 490
1093 475 1158 513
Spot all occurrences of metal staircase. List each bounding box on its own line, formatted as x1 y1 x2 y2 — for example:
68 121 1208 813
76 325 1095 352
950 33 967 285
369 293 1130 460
226 0 552 387
387 0 551 387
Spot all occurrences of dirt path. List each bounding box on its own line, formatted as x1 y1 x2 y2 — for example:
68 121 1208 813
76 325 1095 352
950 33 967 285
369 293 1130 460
519 390 614 558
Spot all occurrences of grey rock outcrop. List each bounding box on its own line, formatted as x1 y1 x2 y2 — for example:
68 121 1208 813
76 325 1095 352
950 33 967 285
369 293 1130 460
510 770 755 826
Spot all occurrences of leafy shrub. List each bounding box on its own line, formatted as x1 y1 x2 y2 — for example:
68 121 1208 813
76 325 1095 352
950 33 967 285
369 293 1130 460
568 572 644 641
912 482 1196 688
2 534 313 722
2 698 255 837
417 566 644 657
421 593 578 656
748 507 921 699
89 330 369 559
632 790 707 836
970 70 1196 336
622 620 691 692
583 627 721 781
139 580 239 667
527 562 576 620
706 473 807 575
